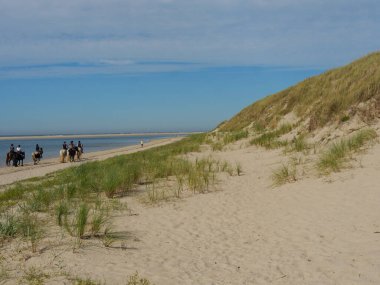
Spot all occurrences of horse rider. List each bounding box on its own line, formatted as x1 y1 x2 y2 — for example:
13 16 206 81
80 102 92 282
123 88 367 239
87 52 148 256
77 141 84 152
16 145 22 153
36 144 40 152
62 141 68 150
69 141 75 149
10 144 15 154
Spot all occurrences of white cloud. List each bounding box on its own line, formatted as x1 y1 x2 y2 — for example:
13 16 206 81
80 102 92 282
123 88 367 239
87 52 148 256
0 0 379 77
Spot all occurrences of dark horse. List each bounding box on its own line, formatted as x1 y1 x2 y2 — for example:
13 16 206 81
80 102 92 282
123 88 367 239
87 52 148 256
32 148 44 165
68 147 76 162
5 151 13 166
6 151 25 167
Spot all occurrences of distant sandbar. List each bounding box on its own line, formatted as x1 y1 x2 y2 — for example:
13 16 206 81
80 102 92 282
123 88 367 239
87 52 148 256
0 132 198 141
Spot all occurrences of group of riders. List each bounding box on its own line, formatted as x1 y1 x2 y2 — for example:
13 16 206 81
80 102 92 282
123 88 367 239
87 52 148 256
60 141 84 163
5 143 43 167
5 140 84 167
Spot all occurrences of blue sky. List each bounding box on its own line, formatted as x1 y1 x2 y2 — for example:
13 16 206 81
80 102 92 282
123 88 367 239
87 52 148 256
0 0 379 135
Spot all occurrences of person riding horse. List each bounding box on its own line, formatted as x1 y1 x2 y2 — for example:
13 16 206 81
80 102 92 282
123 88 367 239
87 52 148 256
32 146 43 165
14 145 25 166
68 141 76 162
6 144 16 166
6 144 25 167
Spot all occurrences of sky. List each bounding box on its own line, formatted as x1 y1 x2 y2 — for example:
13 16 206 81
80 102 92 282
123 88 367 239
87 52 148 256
0 0 379 135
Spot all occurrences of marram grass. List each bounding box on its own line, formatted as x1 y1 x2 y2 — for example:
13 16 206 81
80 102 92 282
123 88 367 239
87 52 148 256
317 129 377 174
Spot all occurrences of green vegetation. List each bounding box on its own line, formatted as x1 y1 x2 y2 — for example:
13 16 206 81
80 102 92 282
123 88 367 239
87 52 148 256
222 130 249 144
250 124 292 149
0 134 236 249
317 129 377 174
220 52 380 131
286 135 309 153
23 267 49 285
272 164 297 186
209 130 249 151
126 272 153 285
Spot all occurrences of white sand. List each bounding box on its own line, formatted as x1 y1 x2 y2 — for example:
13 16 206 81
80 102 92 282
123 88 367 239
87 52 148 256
1 133 380 284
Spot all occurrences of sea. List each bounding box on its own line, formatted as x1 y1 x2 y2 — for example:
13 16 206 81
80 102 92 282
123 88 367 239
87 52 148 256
0 134 179 167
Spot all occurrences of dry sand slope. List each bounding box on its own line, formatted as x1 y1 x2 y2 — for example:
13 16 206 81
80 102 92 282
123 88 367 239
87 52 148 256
9 136 380 285
0 137 183 187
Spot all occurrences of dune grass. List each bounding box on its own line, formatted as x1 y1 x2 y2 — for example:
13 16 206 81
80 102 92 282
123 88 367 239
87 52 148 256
285 134 309 153
317 129 377 174
272 164 297 186
250 124 292 149
0 133 235 249
220 52 380 131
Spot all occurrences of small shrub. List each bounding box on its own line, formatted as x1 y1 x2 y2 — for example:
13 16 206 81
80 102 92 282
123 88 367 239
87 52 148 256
341 115 350 122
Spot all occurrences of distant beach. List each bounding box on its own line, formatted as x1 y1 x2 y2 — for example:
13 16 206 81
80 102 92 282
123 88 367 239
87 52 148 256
0 133 191 167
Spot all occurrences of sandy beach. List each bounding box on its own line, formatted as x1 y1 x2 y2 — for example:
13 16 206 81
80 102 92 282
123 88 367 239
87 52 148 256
0 137 183 187
1 126 380 284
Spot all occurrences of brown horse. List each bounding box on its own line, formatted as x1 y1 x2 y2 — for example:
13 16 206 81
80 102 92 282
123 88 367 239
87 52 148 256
5 152 13 166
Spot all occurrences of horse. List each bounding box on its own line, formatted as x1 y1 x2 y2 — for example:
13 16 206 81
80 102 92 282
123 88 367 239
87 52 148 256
8 151 25 167
5 152 13 166
59 149 68 163
76 147 83 161
68 148 76 162
32 148 43 165
16 151 25 166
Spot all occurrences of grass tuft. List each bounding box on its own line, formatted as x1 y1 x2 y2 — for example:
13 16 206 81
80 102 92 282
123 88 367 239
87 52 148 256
317 129 377 174
272 164 297 186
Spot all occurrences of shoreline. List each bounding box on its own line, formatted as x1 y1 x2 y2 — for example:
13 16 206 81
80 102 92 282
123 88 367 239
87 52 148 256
0 136 184 187
0 132 198 141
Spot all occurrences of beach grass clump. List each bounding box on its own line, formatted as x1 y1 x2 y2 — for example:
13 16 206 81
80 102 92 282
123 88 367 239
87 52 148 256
272 164 297 186
211 142 224 151
126 272 153 285
250 132 288 149
0 212 43 252
222 130 249 145
286 135 309 153
18 213 43 252
250 124 292 149
317 129 377 174
76 203 89 238
23 267 49 285
0 214 18 240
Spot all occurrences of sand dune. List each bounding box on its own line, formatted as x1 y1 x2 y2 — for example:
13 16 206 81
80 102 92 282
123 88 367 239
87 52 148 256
1 133 379 284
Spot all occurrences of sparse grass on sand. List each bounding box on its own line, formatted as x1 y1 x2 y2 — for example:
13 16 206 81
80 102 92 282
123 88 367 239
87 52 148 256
317 128 377 174
272 164 297 186
0 133 236 252
250 124 292 149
